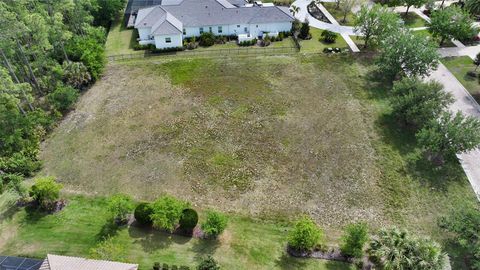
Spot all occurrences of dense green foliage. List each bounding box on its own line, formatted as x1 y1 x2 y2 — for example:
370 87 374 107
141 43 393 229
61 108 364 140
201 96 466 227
150 195 189 232
287 216 324 252
134 202 154 225
179 208 199 233
401 0 427 15
440 203 480 269
201 210 228 238
368 228 446 270
299 20 311 39
378 28 439 78
29 176 63 209
0 0 121 192
390 78 453 128
107 194 134 224
466 0 480 16
340 222 368 258
428 6 476 45
197 256 220 270
320 30 338 43
199 32 216 47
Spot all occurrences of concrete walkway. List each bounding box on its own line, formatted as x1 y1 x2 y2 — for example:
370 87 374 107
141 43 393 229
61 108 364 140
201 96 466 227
427 64 480 198
292 0 361 52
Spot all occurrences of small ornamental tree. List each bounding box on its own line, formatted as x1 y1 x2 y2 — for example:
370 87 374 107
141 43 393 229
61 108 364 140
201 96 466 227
429 6 476 45
201 210 228 238
321 30 338 43
150 195 189 232
474 52 480 71
354 4 403 48
287 216 324 252
29 177 63 209
199 32 215 47
298 20 311 39
179 208 199 234
390 78 453 128
197 256 220 270
107 194 134 224
134 202 154 225
416 111 480 164
340 222 369 258
377 29 439 78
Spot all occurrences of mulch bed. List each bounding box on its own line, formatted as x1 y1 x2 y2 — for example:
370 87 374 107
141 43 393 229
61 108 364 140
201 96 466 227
307 2 331 24
287 246 375 270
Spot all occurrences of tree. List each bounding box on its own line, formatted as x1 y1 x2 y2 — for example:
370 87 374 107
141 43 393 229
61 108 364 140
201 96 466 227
354 4 403 48
197 256 220 270
29 176 63 209
63 61 91 88
199 32 215 47
107 194 134 224
402 0 427 16
201 210 228 238
377 29 439 78
299 20 311 39
390 78 453 128
416 111 480 163
439 204 480 269
150 195 189 232
466 0 480 16
179 208 199 234
290 5 300 17
474 52 480 71
93 0 126 28
48 85 79 113
287 216 324 252
339 0 360 23
368 228 446 270
429 6 476 45
340 222 368 258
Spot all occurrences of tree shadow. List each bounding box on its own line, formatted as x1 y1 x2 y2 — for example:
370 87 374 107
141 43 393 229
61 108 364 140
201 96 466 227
128 225 193 252
274 252 309 270
23 205 49 224
362 69 394 101
190 237 220 262
96 219 122 242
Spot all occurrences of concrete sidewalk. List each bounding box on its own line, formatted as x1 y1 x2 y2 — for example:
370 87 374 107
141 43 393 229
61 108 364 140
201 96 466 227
427 63 480 198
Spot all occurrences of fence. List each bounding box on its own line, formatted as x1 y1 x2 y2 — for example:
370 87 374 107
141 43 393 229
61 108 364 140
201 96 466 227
107 46 299 62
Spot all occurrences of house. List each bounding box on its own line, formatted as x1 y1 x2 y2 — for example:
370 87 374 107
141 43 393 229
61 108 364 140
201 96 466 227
0 254 138 270
133 0 294 49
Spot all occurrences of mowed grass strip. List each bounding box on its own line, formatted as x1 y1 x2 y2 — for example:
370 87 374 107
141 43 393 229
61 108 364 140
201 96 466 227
0 196 354 270
442 56 480 103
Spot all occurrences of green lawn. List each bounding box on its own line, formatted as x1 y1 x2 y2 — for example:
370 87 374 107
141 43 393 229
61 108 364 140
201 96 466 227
322 2 356 26
105 15 142 56
412 29 456 47
0 196 353 270
300 28 349 52
442 56 480 104
399 12 427 28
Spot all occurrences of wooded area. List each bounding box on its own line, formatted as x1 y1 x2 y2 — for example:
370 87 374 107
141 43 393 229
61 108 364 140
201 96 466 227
0 0 125 193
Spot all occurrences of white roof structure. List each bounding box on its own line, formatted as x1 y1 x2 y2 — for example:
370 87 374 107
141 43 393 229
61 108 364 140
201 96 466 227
42 254 138 270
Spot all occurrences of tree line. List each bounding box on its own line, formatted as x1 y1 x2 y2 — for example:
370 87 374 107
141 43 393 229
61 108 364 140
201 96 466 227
0 0 125 193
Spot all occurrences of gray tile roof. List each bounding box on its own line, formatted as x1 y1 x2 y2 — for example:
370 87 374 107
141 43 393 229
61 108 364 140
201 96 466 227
136 0 294 34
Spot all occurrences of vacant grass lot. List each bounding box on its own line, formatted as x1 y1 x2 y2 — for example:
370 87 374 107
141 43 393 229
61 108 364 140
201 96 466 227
0 196 352 270
28 55 477 268
322 2 356 26
442 56 480 103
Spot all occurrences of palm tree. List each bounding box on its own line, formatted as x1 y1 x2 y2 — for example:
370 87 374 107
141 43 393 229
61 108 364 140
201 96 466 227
466 0 480 16
62 61 91 89
290 5 300 17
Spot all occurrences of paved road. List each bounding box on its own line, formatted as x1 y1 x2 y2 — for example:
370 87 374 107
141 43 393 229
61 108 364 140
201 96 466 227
427 63 480 198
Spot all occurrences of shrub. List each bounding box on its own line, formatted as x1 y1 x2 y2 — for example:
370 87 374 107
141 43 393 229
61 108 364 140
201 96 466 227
199 32 216 47
29 176 62 209
48 85 79 113
197 256 220 270
321 30 338 43
340 222 369 258
467 70 477 77
134 202 153 225
62 61 91 89
298 20 311 39
150 195 189 232
287 216 324 252
107 194 134 224
201 210 228 238
0 173 25 195
179 208 198 233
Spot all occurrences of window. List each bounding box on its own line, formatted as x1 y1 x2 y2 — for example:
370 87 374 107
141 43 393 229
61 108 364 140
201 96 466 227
165 37 171 43
244 27 247 32
200 27 204 34
256 25 258 28
237 25 240 27
183 28 186 35
209 26 212 33
218 26 222 33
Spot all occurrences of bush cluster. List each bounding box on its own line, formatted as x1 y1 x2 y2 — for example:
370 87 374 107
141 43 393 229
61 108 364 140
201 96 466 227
29 177 63 210
239 39 257 46
287 216 324 252
320 30 338 43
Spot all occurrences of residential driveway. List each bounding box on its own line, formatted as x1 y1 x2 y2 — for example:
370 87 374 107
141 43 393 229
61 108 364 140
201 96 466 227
427 63 480 198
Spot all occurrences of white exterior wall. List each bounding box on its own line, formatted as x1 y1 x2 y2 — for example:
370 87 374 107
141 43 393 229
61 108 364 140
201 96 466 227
153 34 183 49
182 22 291 38
248 22 292 37
138 27 152 40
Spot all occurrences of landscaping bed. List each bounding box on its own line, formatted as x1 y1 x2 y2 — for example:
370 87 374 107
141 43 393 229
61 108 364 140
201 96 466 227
307 1 331 23
442 56 480 104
